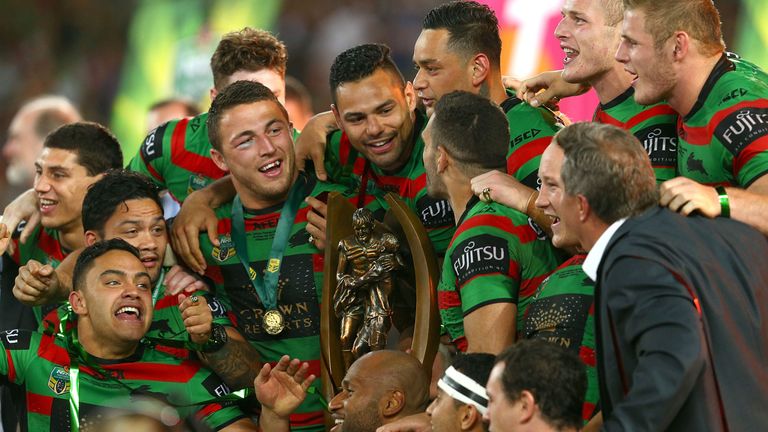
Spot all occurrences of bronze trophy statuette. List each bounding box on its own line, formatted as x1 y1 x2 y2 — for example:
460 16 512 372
320 192 440 422
334 208 405 368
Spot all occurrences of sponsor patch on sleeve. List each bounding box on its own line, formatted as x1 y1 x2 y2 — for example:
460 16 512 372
450 234 509 286
714 107 768 156
1 329 31 350
139 123 168 163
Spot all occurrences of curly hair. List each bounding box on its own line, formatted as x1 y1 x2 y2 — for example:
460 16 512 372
210 27 288 91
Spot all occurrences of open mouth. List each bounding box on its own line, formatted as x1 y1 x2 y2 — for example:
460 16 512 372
330 418 343 432
562 47 578 66
140 255 159 268
39 198 58 213
366 135 396 155
258 160 283 177
115 306 142 321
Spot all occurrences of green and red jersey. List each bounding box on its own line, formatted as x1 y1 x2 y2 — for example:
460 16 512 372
198 176 360 431
324 110 455 256
593 87 678 183
437 196 560 352
128 113 226 204
678 53 768 187
502 93 565 189
0 328 247 431
522 255 598 424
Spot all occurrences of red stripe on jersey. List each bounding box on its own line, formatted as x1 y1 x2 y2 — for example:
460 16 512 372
733 135 768 177
26 392 53 416
37 335 68 365
681 99 768 145
195 402 222 420
141 151 165 183
4 350 14 382
312 253 324 273
520 273 548 300
216 218 233 234
579 345 596 367
339 133 353 165
99 359 201 382
455 336 468 352
154 294 180 310
204 264 224 285
38 229 66 262
154 345 190 358
582 402 597 422
438 290 461 309
170 119 227 179
596 104 676 130
453 214 536 245
373 173 424 199
507 136 551 176
295 207 310 225
290 410 325 427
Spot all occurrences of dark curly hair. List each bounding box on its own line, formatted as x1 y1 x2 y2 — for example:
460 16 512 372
210 27 288 91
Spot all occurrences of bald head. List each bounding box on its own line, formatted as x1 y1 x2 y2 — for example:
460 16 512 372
360 350 430 414
4 96 81 185
331 350 430 431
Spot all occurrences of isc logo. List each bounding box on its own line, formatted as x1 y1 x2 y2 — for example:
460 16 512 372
512 128 541 145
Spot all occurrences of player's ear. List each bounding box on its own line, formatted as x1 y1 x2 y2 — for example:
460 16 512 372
210 149 229 172
70 290 87 315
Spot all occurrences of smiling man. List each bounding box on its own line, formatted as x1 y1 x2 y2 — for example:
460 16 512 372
615 0 768 235
1 122 123 331
0 239 256 431
198 80 360 431
535 121 768 430
328 350 429 432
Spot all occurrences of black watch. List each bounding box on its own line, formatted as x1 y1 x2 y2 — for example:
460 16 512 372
201 324 229 353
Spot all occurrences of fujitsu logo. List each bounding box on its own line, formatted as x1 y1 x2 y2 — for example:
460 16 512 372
642 128 677 155
452 239 507 274
721 110 768 144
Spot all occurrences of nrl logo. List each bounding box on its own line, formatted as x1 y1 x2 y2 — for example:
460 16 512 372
187 174 209 194
267 258 281 273
212 235 236 262
48 366 71 395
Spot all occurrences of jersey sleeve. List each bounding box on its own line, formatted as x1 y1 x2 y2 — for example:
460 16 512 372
127 121 173 189
506 103 563 189
712 104 768 187
195 401 249 431
0 329 37 385
449 232 520 315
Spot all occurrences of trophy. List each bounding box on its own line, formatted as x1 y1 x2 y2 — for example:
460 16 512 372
320 193 440 410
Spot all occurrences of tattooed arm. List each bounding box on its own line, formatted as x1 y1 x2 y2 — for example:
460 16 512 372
199 327 261 390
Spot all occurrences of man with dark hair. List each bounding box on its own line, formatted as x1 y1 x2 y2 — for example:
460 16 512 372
426 352 496 432
12 170 261 390
329 350 430 432
536 121 768 430
0 238 257 431
200 79 362 431
1 122 123 330
485 340 585 432
414 0 563 192
424 91 559 354
128 27 290 206
324 43 456 255
3 96 81 190
614 0 768 236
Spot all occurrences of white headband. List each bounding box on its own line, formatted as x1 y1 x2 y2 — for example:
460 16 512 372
437 366 489 414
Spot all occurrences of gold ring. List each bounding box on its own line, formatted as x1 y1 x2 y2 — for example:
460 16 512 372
481 187 493 203
190 295 199 304
307 234 315 245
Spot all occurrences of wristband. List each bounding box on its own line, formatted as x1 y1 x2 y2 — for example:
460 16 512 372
715 186 730 218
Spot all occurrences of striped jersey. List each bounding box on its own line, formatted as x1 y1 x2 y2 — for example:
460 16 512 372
128 113 226 204
437 196 560 352
0 328 247 431
522 255 598 424
502 93 565 189
199 175 359 431
593 87 678 183
677 53 768 187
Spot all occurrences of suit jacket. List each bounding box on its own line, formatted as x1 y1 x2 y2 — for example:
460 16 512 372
595 207 768 431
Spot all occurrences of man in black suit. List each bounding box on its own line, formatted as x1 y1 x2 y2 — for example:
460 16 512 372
534 121 768 431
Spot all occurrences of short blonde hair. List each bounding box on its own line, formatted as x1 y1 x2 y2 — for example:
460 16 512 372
623 0 725 55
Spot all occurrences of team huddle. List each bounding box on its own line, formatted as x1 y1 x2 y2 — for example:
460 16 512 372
2 0 768 431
